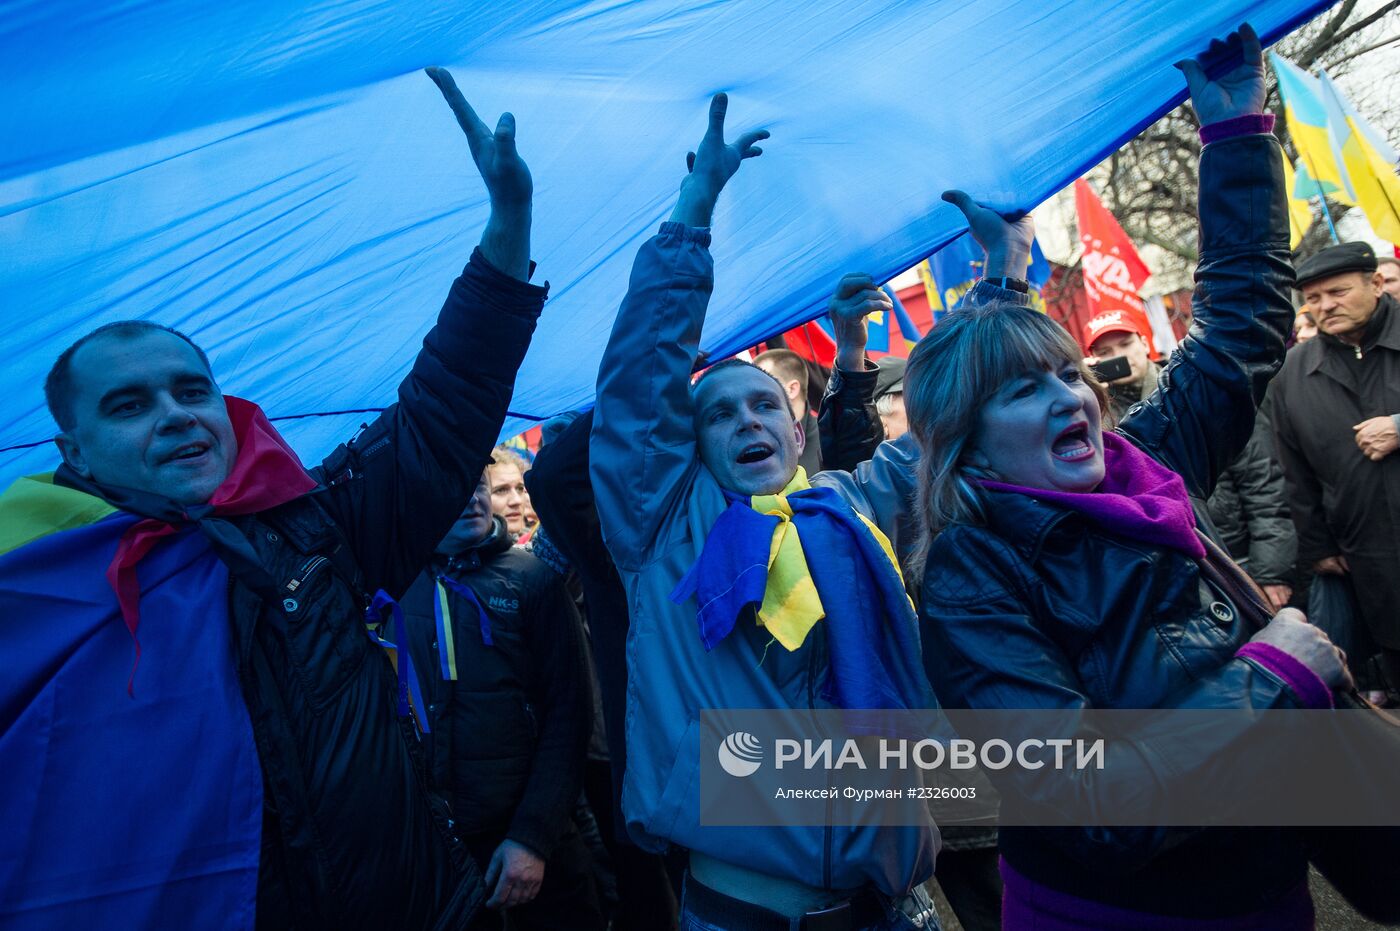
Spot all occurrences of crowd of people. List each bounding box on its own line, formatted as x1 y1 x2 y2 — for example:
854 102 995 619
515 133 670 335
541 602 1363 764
4 20 1399 931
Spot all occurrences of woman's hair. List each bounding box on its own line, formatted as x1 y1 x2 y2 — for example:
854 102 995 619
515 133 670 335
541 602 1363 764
904 301 1108 575
489 444 531 474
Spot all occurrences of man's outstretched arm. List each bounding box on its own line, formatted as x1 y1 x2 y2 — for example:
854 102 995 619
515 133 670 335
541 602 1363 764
815 273 887 473
316 71 546 598
590 94 768 570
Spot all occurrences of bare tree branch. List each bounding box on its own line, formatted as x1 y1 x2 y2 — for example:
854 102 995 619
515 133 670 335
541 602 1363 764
1089 3 1398 287
1296 0 1360 67
1305 0 1400 64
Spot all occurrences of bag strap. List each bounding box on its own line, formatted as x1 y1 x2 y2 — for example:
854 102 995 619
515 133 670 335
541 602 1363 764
1193 528 1273 632
1196 529 1400 719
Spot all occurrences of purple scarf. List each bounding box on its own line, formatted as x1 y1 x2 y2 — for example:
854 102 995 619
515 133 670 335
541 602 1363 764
980 431 1206 560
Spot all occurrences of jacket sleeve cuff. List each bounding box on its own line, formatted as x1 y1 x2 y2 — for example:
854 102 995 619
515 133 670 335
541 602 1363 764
966 278 1032 308
1236 642 1334 709
506 816 558 859
657 221 713 248
468 247 550 299
826 362 879 401
1199 113 1276 145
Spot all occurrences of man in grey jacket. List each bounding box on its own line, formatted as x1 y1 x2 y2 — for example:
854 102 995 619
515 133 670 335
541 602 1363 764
590 95 943 930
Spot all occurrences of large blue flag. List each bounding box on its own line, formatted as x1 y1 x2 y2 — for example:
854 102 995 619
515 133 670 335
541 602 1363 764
0 1 1331 485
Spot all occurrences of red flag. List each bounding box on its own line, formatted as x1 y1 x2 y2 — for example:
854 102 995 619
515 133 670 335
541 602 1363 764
779 320 837 368
1074 179 1157 355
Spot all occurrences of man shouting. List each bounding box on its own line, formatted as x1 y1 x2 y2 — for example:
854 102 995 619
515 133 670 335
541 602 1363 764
0 69 544 931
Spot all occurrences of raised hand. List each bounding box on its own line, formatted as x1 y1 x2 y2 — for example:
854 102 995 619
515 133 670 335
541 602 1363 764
427 67 532 207
827 273 891 372
1175 22 1265 126
671 93 770 227
426 67 532 280
941 190 1036 280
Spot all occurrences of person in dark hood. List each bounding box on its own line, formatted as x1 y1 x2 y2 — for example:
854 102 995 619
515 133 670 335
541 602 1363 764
399 474 603 931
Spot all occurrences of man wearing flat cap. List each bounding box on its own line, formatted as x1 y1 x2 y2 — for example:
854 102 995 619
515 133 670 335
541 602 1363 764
872 356 908 441
1271 240 1400 697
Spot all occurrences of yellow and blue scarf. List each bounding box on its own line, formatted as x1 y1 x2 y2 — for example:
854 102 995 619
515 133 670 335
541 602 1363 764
671 468 931 710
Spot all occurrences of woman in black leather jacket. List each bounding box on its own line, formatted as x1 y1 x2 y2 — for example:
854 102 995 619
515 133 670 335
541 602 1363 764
907 25 1350 929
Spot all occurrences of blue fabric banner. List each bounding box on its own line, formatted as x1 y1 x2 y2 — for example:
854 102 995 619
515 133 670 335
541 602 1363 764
0 1 1329 482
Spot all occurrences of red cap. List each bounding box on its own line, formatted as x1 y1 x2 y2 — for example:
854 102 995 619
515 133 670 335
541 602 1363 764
1082 311 1144 351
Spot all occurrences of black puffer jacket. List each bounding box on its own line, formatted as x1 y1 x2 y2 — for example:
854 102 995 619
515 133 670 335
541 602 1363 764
919 132 1305 918
1205 403 1296 585
218 250 545 930
399 518 592 857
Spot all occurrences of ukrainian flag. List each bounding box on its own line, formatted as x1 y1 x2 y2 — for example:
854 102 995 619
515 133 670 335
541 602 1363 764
1282 157 1314 249
1318 70 1400 245
1271 53 1356 207
918 234 1049 318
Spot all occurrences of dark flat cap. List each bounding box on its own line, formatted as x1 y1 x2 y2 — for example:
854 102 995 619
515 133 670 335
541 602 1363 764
874 356 906 399
1296 241 1377 288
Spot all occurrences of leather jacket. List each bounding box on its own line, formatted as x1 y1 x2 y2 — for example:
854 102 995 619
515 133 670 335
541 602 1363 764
919 132 1306 917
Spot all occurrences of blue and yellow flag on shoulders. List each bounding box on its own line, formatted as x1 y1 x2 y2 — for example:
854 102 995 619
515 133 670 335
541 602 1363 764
0 475 261 930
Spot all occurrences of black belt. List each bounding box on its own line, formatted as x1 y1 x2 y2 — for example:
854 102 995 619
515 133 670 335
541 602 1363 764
683 874 888 931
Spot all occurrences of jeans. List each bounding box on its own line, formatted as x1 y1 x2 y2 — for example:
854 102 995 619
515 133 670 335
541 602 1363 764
679 876 940 930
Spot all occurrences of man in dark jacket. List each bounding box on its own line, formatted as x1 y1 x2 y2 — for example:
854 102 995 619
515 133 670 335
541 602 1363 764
1205 405 1296 611
1271 241 1400 690
399 477 603 931
0 70 542 930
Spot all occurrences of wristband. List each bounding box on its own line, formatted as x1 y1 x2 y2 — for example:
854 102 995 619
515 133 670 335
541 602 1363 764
982 276 1030 293
1198 113 1275 145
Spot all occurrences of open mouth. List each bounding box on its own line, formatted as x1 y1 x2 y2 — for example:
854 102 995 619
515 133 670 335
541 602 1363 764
1051 423 1095 462
164 442 210 464
736 442 775 465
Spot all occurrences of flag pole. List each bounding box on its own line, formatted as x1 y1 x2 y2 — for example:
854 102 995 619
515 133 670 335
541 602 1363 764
1313 175 1341 243
1301 149 1341 243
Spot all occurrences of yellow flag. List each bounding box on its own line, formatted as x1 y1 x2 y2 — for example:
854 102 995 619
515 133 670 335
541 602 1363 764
916 259 943 312
1318 70 1400 245
1271 53 1356 207
1281 158 1313 250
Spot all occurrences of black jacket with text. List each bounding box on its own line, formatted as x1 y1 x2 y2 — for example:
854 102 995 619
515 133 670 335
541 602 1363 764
399 518 592 858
